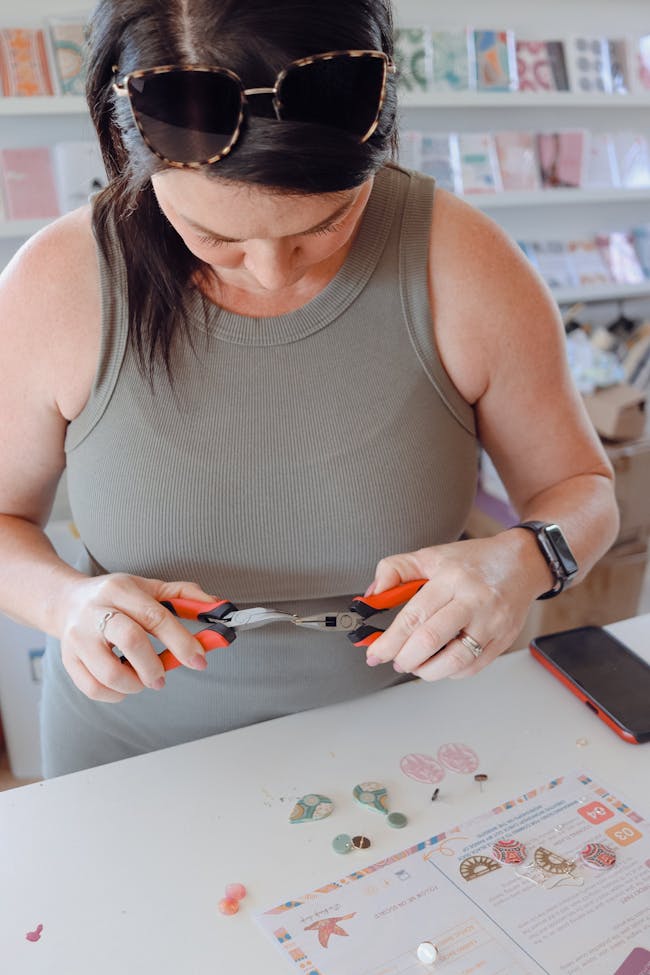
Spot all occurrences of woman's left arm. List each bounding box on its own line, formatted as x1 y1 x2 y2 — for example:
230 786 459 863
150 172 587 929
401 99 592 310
365 190 619 679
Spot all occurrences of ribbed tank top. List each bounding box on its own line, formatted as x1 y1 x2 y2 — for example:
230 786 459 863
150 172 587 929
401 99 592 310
61 164 478 740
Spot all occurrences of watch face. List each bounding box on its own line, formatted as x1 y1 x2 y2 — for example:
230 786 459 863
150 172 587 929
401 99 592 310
546 525 578 577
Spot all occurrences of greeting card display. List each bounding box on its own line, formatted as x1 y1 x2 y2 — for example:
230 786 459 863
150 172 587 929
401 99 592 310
474 30 518 91
430 30 475 91
494 132 541 191
457 133 502 193
597 232 646 284
584 133 620 189
420 134 462 192
515 40 569 92
0 147 59 220
394 27 434 93
538 131 587 189
0 27 55 96
566 239 612 286
566 36 613 93
613 133 650 188
47 17 87 96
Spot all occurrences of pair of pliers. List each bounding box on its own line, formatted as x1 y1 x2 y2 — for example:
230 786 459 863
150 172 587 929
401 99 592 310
156 580 427 671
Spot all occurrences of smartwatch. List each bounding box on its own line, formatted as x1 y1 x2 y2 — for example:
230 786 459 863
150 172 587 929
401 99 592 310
513 521 578 599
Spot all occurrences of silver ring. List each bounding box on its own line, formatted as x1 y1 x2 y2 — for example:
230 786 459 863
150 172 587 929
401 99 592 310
459 632 483 659
98 610 117 634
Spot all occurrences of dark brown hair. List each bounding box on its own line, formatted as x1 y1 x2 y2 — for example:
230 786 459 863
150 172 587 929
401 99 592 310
86 0 398 377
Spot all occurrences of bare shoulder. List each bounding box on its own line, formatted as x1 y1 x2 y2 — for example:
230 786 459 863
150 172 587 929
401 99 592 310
0 205 101 420
428 188 564 404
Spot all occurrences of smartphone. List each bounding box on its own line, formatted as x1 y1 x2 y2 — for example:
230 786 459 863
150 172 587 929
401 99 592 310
530 626 650 744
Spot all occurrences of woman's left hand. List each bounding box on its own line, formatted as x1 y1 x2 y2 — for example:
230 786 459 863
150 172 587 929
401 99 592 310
364 533 548 681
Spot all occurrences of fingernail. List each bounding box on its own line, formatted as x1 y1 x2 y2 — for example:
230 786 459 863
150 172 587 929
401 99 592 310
191 654 208 670
366 654 381 667
152 677 166 690
393 661 405 673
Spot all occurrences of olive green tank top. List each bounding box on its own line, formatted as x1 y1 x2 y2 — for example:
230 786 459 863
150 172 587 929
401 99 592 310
58 164 478 749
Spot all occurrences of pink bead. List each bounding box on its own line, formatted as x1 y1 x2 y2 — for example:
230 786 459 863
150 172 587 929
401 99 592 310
225 882 247 901
218 897 239 916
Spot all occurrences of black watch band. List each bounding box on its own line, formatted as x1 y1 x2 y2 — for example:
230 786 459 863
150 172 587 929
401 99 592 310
513 521 579 600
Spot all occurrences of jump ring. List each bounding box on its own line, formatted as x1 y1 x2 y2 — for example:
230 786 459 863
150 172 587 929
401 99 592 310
98 610 117 635
459 632 483 659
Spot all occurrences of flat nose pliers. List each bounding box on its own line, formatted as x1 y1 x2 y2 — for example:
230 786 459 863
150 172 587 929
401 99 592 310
156 580 427 671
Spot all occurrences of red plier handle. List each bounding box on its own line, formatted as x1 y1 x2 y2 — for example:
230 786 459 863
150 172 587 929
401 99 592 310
158 598 238 671
348 579 427 648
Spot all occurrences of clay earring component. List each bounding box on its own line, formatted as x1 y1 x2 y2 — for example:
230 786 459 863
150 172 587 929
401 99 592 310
353 782 389 814
492 839 527 865
289 794 334 824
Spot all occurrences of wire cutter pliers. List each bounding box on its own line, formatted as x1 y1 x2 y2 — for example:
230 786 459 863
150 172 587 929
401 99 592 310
156 579 427 671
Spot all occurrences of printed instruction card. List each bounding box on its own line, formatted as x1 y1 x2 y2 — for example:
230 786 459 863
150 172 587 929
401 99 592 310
256 772 650 974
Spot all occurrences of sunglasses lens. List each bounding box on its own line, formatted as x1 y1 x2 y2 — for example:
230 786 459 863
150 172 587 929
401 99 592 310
127 69 242 164
278 53 386 139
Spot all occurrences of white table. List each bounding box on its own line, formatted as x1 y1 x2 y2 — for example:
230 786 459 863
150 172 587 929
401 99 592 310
1 615 649 974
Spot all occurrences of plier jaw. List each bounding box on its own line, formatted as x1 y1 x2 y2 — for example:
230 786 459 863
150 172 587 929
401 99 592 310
294 579 427 647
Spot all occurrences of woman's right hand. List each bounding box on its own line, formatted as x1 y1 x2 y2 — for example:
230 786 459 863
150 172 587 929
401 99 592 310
57 574 218 702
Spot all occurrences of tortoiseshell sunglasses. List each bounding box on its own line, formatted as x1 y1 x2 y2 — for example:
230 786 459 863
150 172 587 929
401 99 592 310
112 50 395 169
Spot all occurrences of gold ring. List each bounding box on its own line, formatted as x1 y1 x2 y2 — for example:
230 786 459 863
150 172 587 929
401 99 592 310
459 632 483 659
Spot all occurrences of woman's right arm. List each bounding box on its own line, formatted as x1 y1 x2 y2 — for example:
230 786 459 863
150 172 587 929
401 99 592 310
0 212 214 701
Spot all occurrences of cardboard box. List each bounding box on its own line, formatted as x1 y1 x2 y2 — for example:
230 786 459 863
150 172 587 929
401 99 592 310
464 505 648 653
513 534 648 651
604 436 650 543
476 430 650 548
584 384 647 442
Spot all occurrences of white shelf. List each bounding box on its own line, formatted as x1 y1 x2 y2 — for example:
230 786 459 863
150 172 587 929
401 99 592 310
400 91 650 109
552 281 650 304
468 188 650 209
0 219 51 239
0 96 87 116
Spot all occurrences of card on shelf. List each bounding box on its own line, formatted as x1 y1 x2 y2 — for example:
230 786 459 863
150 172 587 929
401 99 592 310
607 40 631 94
0 28 55 96
394 27 434 94
474 30 518 91
47 17 88 96
612 132 650 187
52 141 107 213
632 226 650 276
430 29 476 91
0 148 59 220
494 131 541 191
537 130 588 189
420 133 462 192
584 133 620 189
634 35 650 92
457 133 502 193
565 36 613 94
398 130 423 171
597 232 646 284
531 241 577 289
566 239 613 286
515 40 569 92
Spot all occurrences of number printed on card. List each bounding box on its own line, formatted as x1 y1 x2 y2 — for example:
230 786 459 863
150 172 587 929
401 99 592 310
577 801 615 824
605 822 643 847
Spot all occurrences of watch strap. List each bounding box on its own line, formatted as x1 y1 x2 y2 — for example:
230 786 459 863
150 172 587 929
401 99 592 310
514 521 571 600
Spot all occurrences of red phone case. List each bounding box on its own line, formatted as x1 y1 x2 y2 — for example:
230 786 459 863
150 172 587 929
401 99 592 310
529 642 642 745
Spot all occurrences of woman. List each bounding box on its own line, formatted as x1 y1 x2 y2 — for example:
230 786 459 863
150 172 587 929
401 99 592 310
0 0 618 777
